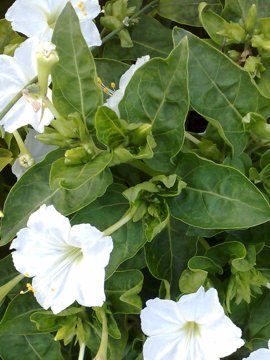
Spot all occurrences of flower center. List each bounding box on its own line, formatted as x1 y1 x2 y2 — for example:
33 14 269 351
47 15 58 29
182 321 201 341
77 1 88 16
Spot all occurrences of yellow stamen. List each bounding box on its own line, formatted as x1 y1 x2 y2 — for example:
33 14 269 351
24 272 30 277
20 283 37 295
110 82 116 90
77 1 88 16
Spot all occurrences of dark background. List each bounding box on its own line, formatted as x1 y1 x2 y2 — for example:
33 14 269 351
0 0 14 18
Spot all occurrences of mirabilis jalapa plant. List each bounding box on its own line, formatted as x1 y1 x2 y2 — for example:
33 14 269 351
2 0 270 358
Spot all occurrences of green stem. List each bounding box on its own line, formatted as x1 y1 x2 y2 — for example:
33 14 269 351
101 0 159 44
78 342 86 360
13 130 31 156
103 207 136 236
42 95 63 121
185 132 201 145
0 76 38 122
93 309 108 360
198 237 210 251
130 160 160 177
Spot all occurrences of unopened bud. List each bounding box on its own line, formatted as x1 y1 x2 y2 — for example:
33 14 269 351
36 42 59 96
244 4 257 33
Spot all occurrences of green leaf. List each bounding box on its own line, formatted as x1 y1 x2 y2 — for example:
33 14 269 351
70 184 146 278
50 152 113 190
173 28 270 156
0 149 13 172
0 294 41 336
0 255 17 287
119 38 189 172
103 15 173 60
52 3 102 128
0 19 23 55
168 152 270 229
0 149 64 246
0 333 63 360
222 0 270 22
145 218 198 298
198 2 228 45
105 270 143 314
158 0 222 26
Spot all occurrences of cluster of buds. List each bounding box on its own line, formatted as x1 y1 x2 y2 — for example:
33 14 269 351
101 0 137 47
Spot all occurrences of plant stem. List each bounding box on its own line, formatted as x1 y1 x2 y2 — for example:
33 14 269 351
93 309 108 360
103 207 136 236
185 132 201 145
130 160 160 177
42 95 63 121
13 130 31 156
78 342 86 360
198 237 210 251
101 0 159 44
0 76 38 122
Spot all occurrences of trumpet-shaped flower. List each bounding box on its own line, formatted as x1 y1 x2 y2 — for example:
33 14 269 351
10 204 113 314
243 340 270 359
140 287 244 360
12 129 57 179
5 0 102 47
104 55 150 116
0 38 54 133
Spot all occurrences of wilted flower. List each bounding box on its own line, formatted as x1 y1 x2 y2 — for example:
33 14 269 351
12 129 57 179
6 0 102 47
104 55 150 116
243 340 270 359
140 286 244 360
10 204 113 314
0 38 53 133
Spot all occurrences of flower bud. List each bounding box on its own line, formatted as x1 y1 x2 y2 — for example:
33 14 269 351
244 4 257 33
36 42 59 96
18 153 35 168
64 146 92 165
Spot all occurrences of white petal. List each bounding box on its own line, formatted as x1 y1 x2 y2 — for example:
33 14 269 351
13 38 38 80
0 55 25 96
141 298 185 337
69 224 113 267
6 0 51 39
79 20 102 47
11 159 26 179
243 345 270 360
104 91 123 117
70 0 100 20
119 55 150 90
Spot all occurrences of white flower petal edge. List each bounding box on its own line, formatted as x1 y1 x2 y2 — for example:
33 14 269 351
140 286 244 360
0 38 54 133
105 55 150 116
6 0 102 47
242 340 270 360
10 204 113 314
11 129 57 179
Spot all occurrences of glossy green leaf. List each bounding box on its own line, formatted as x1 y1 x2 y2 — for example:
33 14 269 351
0 150 64 246
105 270 143 314
173 28 270 156
145 218 198 298
158 0 222 26
168 153 270 229
222 0 270 22
199 2 228 45
70 184 146 278
0 19 23 55
0 149 13 172
119 38 189 171
52 3 102 128
103 15 173 60
0 294 41 336
0 333 63 360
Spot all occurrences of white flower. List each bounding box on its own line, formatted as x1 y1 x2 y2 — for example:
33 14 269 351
5 0 102 47
105 55 150 116
242 340 270 360
10 204 113 314
12 129 57 179
0 38 54 133
140 287 244 360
